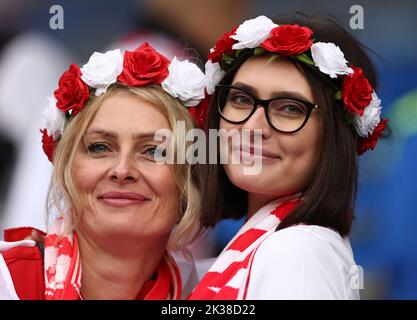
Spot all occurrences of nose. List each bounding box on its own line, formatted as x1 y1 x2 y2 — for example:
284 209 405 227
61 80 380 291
109 153 140 183
242 105 272 139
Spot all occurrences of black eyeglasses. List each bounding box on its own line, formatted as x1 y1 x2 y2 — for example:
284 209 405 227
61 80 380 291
217 85 320 133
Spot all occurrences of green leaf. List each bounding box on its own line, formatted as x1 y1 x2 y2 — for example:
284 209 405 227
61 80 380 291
294 53 315 66
254 47 266 56
235 49 243 58
334 91 342 100
222 54 234 63
268 54 279 63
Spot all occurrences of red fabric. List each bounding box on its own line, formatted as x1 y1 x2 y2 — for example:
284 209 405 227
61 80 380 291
260 25 313 56
225 229 267 252
3 227 181 300
342 66 372 116
4 227 46 242
2 227 45 300
188 197 301 300
271 201 300 220
2 246 45 300
357 118 389 155
54 64 89 115
137 256 175 299
188 254 252 300
40 129 55 162
117 42 170 86
44 230 81 300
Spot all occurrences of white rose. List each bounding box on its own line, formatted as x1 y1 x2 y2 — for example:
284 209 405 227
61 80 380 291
205 60 225 95
311 42 354 78
80 49 123 96
42 95 66 140
353 91 382 137
161 58 206 107
231 15 278 50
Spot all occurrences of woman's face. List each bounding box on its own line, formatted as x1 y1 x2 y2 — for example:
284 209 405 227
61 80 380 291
72 90 179 243
219 56 323 204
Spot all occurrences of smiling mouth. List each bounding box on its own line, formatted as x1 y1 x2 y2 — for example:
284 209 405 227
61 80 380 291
98 192 149 208
232 145 281 161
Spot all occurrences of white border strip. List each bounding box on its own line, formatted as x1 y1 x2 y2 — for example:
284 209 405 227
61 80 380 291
0 254 19 300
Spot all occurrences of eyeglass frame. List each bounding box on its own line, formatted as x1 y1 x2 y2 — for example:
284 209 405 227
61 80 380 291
216 84 320 134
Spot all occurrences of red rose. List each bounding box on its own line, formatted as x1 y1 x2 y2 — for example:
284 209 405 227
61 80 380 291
41 129 55 162
342 67 373 116
188 95 210 129
54 64 90 116
117 42 170 86
208 26 238 63
261 25 313 56
357 118 388 155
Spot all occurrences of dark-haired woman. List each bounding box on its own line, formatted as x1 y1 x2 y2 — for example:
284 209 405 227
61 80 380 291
188 15 389 299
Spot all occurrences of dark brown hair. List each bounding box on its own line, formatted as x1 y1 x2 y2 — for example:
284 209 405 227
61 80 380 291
198 14 380 237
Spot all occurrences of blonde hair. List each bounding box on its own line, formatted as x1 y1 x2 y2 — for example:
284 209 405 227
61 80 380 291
47 83 202 250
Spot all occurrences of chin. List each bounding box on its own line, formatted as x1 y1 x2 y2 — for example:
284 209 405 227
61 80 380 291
98 220 140 235
226 165 292 196
228 170 265 193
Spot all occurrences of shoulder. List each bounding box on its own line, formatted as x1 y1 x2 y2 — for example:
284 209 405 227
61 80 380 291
0 238 45 300
257 225 353 259
246 225 359 300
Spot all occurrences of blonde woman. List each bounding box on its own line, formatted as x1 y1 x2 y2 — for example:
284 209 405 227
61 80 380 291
0 43 207 300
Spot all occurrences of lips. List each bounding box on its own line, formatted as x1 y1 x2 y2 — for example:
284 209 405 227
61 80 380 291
232 145 281 160
98 192 149 208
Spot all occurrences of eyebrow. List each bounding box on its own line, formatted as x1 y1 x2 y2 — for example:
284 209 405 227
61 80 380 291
231 82 314 103
85 128 158 140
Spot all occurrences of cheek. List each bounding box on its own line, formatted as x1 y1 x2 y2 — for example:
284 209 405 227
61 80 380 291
71 154 102 194
280 120 323 180
219 118 239 132
145 165 179 204
144 166 181 229
219 118 242 164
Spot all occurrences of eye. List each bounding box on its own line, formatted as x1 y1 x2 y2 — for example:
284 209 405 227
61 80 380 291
145 146 156 157
87 142 111 154
282 104 306 114
228 91 253 107
140 145 166 161
272 100 307 117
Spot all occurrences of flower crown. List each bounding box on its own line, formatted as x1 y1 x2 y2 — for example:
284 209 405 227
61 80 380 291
204 15 389 155
41 42 210 162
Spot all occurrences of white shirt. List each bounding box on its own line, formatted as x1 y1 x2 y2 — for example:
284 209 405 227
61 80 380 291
246 225 360 299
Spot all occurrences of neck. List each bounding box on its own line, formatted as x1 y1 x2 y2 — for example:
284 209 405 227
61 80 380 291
247 192 301 218
77 231 168 300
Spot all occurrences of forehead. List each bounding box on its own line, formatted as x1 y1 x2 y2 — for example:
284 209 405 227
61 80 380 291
89 91 170 133
232 56 314 100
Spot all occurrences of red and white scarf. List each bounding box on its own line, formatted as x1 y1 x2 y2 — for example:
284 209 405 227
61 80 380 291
44 215 181 300
188 195 301 300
